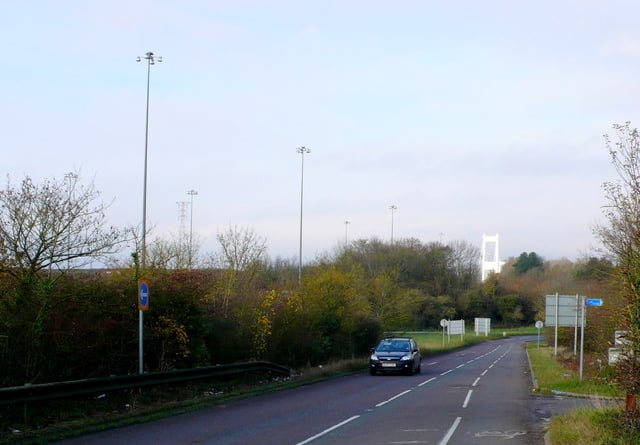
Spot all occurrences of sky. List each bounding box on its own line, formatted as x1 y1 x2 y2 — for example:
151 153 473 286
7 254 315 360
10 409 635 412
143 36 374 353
2 1 639 265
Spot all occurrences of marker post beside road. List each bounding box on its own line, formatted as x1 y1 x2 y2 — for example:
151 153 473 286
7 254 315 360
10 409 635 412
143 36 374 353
138 279 149 374
535 320 544 348
580 297 604 380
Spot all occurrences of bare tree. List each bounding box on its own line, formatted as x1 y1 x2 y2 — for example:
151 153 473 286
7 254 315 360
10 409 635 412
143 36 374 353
595 122 640 415
211 225 267 317
215 225 267 272
0 174 122 284
447 240 481 286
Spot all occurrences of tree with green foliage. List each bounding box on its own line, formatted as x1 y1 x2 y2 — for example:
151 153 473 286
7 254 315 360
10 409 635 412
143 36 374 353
512 252 544 275
595 122 640 415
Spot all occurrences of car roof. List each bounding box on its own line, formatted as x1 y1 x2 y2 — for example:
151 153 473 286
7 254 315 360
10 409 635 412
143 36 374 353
382 336 413 340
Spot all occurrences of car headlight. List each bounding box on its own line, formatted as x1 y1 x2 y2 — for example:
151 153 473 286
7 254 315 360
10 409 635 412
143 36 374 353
400 354 412 361
370 354 379 361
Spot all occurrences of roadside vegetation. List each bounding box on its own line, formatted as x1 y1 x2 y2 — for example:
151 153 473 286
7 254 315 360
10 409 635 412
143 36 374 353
528 343 639 444
5 122 640 443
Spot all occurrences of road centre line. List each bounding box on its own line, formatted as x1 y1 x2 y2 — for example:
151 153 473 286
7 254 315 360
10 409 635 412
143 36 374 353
440 369 453 376
438 417 462 445
419 376 438 387
472 377 480 387
376 389 412 407
295 415 360 445
481 369 488 376
462 389 473 408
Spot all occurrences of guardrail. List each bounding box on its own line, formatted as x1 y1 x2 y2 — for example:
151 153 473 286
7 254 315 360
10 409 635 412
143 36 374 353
0 361 290 406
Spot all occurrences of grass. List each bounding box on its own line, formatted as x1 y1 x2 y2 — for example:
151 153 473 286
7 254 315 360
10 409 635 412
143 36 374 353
527 345 623 398
548 407 640 445
393 326 538 356
527 343 640 444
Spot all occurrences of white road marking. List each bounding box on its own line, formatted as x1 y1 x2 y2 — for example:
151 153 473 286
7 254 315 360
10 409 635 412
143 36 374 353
440 369 453 376
472 377 481 387
438 417 462 445
462 389 473 408
295 415 360 445
376 389 412 407
418 377 437 387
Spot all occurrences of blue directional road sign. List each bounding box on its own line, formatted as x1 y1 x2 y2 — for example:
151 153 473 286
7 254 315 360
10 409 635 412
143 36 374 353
138 279 150 311
585 298 603 307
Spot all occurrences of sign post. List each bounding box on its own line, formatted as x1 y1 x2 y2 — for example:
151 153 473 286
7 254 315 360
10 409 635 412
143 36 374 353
440 319 448 346
138 279 149 374
535 320 544 348
580 297 603 380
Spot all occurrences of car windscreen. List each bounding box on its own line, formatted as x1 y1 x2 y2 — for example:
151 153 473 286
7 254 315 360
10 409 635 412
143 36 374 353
376 340 410 352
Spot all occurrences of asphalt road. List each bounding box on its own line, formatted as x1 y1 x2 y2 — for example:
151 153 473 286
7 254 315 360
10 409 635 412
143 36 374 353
57 336 607 445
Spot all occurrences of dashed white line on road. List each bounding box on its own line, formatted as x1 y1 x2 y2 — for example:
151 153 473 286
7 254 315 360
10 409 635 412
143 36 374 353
438 417 462 445
376 389 412 407
295 415 360 445
419 377 437 387
462 390 473 408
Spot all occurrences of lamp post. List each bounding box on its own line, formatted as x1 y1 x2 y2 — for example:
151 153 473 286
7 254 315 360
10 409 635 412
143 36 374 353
389 205 397 245
136 51 161 374
297 146 310 285
64 172 78 270
344 220 350 245
187 189 198 268
136 51 162 271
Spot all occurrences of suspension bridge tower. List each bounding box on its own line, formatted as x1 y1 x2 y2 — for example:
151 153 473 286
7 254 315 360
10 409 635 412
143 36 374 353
481 233 505 281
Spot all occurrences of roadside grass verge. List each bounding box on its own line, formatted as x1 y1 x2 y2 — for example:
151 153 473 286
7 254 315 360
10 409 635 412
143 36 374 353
527 343 640 444
527 345 622 397
394 326 537 357
548 407 640 445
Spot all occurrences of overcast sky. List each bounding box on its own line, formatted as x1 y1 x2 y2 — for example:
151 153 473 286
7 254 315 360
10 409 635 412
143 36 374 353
2 1 638 264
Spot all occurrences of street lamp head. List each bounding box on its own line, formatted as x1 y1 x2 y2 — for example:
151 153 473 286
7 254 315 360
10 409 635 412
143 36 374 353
296 146 311 154
187 189 198 196
137 52 162 65
389 205 397 211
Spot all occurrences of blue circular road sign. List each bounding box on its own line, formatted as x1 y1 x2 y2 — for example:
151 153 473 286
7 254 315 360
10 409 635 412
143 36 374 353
138 279 150 311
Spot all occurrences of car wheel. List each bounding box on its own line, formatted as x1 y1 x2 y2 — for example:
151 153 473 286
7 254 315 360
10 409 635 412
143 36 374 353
370 368 376 376
416 360 421 374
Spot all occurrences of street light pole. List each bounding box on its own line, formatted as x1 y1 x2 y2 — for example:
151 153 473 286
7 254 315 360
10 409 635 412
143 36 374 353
187 189 198 268
297 146 310 285
64 172 78 270
136 51 161 272
389 205 397 245
136 51 161 374
344 220 350 245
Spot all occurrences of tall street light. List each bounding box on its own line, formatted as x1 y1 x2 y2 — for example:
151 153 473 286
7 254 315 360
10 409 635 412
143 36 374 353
389 205 397 245
297 146 310 285
344 220 350 245
64 172 78 270
136 51 161 374
187 189 198 268
136 51 162 271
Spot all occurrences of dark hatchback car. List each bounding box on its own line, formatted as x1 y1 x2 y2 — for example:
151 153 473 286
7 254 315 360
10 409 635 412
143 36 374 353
369 337 421 375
